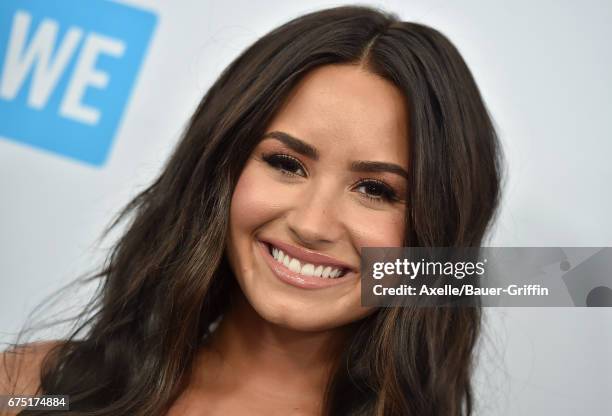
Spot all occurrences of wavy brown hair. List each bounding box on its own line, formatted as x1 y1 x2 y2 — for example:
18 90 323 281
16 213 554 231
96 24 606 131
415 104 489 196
5 5 502 415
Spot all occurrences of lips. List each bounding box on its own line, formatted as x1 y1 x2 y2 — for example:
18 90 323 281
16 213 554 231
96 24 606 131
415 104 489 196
257 238 358 289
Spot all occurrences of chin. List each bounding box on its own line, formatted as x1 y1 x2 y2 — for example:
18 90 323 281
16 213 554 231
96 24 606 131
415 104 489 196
246 290 371 333
264 308 339 332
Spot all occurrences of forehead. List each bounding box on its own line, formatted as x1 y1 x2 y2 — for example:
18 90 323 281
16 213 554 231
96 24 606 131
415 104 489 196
267 64 409 165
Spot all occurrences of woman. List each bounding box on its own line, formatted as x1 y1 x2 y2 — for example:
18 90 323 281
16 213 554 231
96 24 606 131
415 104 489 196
2 5 502 416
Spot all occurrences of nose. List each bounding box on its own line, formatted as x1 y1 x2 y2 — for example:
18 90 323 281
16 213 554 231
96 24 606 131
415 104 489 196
285 182 344 247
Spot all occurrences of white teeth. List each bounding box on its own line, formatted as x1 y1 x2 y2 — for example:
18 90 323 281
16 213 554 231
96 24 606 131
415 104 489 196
288 258 301 273
269 245 345 279
322 266 332 278
314 265 324 277
301 263 315 276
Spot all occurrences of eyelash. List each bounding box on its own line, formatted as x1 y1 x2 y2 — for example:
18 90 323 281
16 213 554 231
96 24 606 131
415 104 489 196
262 153 306 177
261 152 399 203
353 178 399 203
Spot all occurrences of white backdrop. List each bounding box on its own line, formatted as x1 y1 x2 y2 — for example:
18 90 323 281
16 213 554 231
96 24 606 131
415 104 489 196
1 0 610 414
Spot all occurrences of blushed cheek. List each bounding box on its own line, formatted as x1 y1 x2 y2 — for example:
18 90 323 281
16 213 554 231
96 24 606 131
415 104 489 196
229 162 285 237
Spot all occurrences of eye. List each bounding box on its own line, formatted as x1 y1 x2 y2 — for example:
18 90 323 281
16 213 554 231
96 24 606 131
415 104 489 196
262 153 307 177
353 179 398 203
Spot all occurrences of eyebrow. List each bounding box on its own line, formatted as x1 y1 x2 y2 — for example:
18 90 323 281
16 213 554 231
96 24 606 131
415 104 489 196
350 160 409 180
262 131 319 160
261 130 409 179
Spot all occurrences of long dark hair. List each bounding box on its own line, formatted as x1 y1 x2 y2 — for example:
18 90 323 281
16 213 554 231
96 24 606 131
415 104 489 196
7 5 502 415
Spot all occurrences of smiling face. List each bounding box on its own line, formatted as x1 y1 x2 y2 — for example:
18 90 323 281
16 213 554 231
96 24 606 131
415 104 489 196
226 64 409 332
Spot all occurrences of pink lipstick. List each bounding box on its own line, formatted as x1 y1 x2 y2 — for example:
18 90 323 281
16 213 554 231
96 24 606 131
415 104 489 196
256 239 358 289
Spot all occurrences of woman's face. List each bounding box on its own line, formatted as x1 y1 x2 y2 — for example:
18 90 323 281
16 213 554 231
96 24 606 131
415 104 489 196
226 64 409 332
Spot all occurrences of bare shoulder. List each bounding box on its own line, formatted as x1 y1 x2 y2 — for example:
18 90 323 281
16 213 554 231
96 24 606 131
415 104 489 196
0 340 64 396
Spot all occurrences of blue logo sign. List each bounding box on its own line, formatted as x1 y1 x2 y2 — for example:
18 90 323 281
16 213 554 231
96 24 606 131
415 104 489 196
0 0 157 166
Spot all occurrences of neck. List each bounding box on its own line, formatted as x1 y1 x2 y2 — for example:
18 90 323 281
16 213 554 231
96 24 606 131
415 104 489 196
191 288 354 412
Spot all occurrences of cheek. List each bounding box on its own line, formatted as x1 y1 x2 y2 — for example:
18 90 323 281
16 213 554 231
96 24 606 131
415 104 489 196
344 207 405 248
230 162 280 233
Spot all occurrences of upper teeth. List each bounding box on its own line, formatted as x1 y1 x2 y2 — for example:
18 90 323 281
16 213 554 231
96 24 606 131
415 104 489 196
271 246 345 278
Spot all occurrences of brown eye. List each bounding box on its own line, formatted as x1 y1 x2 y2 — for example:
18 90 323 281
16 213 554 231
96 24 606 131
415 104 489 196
354 179 398 203
262 153 307 177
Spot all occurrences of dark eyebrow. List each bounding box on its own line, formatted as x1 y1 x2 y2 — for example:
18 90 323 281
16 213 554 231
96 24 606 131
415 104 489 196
261 131 319 160
262 130 408 179
350 160 409 180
